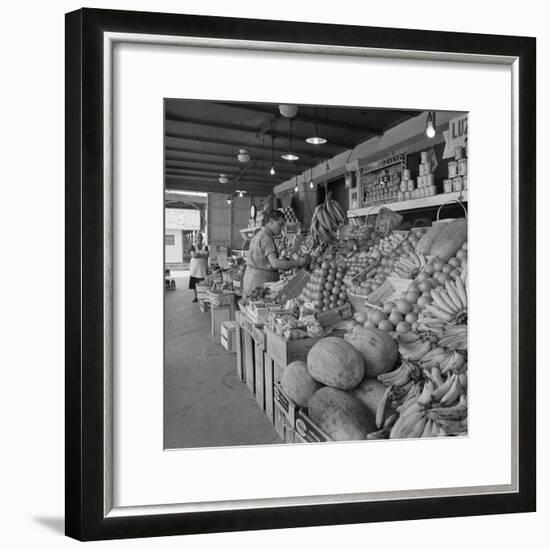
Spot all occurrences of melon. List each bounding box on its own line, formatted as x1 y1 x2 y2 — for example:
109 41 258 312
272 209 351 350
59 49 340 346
430 218 468 262
344 327 397 377
308 387 374 440
415 223 447 255
307 337 365 390
350 377 388 424
281 361 322 407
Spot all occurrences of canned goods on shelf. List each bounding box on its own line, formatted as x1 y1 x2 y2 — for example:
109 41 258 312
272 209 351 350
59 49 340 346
424 161 432 174
402 169 411 181
452 176 463 192
426 174 435 186
458 158 468 176
448 161 458 178
420 151 429 163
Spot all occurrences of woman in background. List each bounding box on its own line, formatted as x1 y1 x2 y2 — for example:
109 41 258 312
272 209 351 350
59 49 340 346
189 232 209 302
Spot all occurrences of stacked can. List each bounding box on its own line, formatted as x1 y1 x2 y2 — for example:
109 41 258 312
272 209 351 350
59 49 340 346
398 168 413 201
414 151 437 198
443 146 468 193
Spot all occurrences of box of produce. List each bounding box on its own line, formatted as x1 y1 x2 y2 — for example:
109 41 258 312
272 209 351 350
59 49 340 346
265 328 325 367
207 290 235 307
294 410 332 443
316 303 353 328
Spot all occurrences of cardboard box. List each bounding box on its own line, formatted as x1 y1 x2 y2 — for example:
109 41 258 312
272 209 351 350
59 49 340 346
221 320 238 353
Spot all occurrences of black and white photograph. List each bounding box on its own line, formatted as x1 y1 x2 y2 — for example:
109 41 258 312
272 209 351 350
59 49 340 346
163 99 469 448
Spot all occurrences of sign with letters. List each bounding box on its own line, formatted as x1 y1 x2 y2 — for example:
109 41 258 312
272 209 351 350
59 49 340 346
442 114 468 158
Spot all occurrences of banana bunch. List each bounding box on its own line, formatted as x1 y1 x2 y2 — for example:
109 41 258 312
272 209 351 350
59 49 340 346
420 347 466 374
366 412 398 439
424 278 468 324
389 372 468 438
310 194 346 245
396 332 433 361
378 360 420 387
393 250 426 279
437 324 468 351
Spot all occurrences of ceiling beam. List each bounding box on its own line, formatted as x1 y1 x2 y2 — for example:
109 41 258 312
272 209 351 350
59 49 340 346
211 102 384 135
165 177 274 196
165 157 299 175
166 115 357 149
165 150 314 172
165 132 335 159
165 170 282 187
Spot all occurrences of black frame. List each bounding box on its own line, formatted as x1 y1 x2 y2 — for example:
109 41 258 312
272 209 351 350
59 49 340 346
65 8 536 541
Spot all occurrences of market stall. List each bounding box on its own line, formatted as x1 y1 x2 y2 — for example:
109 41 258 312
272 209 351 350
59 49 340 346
231 143 468 444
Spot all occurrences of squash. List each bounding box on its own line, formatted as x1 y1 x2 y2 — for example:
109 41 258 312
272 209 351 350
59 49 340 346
430 218 468 262
281 361 322 408
344 326 397 377
415 223 448 255
350 377 388 423
308 387 374 440
307 337 365 390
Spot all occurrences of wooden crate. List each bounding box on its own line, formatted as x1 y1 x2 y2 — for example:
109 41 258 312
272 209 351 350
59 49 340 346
252 326 266 350
294 410 332 443
265 329 324 367
221 320 238 353
235 323 244 381
196 284 210 301
254 341 265 410
274 383 297 428
211 304 235 345
263 353 275 423
243 329 255 393
199 300 210 313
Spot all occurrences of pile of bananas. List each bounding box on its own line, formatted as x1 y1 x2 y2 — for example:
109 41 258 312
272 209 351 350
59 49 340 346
382 373 468 439
310 193 346 245
418 278 468 330
392 250 426 279
437 325 468 351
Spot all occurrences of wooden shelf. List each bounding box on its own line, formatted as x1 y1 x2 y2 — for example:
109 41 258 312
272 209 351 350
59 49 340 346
347 191 468 217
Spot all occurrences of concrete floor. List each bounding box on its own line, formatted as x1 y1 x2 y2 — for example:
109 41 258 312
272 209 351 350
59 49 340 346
164 273 280 449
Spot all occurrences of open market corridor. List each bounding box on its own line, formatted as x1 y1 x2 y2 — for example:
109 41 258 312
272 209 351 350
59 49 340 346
164 273 281 449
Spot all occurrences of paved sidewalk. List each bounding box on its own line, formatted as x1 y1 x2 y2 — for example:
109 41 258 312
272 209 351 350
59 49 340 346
164 274 280 449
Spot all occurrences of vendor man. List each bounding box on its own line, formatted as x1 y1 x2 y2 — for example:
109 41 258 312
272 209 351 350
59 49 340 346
243 210 306 297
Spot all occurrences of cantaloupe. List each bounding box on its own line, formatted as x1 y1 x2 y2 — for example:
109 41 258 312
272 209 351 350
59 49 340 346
415 223 448 255
307 337 365 390
308 387 374 440
344 327 397 377
350 377 387 423
281 361 322 407
429 218 467 261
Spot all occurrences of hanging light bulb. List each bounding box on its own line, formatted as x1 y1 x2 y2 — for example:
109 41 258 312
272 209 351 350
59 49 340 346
306 107 328 145
226 194 233 205
309 168 314 189
294 181 299 193
282 119 299 161
270 136 276 175
238 190 244 198
425 111 436 138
